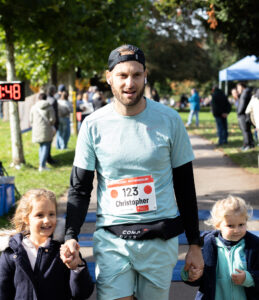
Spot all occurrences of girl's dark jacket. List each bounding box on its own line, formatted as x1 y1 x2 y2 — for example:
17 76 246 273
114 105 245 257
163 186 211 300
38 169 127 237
185 230 259 300
0 225 94 300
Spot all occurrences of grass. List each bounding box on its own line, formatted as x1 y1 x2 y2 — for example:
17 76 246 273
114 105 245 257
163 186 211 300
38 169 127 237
178 107 259 174
1 107 258 226
0 119 77 227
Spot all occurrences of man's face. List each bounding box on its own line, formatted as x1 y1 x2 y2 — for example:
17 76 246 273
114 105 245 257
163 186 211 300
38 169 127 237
106 61 146 107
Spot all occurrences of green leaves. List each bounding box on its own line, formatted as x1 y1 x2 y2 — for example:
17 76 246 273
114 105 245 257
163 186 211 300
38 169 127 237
0 0 149 86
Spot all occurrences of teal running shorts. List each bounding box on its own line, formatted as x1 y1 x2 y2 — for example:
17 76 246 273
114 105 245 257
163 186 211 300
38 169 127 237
93 228 178 300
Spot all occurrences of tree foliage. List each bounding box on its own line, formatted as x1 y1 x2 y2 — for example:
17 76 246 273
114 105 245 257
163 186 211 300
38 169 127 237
142 3 214 94
26 0 148 73
155 0 259 57
0 0 149 86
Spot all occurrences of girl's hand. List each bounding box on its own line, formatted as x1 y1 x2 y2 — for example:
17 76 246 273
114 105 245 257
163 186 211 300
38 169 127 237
231 269 246 285
60 239 81 269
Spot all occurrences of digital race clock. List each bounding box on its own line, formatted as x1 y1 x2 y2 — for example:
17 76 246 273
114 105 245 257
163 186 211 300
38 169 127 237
0 81 25 101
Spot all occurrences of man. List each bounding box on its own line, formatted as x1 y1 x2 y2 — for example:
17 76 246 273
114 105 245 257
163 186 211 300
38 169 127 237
236 82 254 151
62 44 204 300
211 86 231 146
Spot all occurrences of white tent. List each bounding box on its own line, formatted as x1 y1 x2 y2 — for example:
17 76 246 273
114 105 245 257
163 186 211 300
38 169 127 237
219 55 259 94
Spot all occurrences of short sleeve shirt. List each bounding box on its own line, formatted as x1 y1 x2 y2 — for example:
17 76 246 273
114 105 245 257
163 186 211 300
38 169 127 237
74 98 194 228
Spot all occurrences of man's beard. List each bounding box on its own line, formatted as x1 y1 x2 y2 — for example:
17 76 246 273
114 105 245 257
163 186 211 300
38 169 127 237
111 84 145 107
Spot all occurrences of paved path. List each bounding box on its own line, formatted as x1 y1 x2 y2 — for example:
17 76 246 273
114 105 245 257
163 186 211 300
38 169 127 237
192 135 259 209
59 134 259 300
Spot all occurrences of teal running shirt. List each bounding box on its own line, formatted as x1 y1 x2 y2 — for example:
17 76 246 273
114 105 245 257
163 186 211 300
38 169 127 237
74 98 194 228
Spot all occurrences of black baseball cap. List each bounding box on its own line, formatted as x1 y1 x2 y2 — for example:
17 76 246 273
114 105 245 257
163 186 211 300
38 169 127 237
108 44 145 71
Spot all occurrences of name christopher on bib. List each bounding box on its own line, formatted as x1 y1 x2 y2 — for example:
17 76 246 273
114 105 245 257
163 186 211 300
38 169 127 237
107 175 157 214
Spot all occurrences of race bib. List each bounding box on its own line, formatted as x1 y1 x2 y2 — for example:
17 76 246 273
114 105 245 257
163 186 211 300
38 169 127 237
107 175 157 214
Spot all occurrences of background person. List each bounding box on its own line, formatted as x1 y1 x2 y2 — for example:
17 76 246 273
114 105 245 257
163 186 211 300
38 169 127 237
182 195 259 300
236 82 254 151
211 86 231 146
186 88 200 127
55 83 67 100
246 88 259 146
0 188 94 300
92 90 107 110
180 93 188 109
56 90 73 149
30 93 55 172
61 44 203 300
80 91 94 122
231 87 239 108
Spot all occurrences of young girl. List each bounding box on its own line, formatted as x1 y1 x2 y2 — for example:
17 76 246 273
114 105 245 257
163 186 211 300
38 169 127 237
182 195 259 299
0 189 94 300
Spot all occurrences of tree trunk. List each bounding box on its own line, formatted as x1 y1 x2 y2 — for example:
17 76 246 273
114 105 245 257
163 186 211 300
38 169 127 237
50 62 58 86
5 25 25 166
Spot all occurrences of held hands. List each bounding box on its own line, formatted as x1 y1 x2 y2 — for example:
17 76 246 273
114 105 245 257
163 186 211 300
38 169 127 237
184 245 204 282
187 266 203 281
231 269 246 285
60 239 82 270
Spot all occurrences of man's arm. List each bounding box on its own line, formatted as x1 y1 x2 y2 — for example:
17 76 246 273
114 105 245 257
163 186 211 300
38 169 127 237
173 161 199 244
65 166 94 241
173 161 204 274
61 167 94 269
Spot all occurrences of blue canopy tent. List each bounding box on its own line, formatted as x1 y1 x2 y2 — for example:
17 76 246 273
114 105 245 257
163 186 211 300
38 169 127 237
219 55 259 94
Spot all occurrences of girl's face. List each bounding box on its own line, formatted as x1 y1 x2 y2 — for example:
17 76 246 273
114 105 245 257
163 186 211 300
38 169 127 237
25 198 57 245
216 214 247 241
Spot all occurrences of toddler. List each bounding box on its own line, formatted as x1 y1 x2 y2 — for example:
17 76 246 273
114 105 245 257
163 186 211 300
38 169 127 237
182 195 259 299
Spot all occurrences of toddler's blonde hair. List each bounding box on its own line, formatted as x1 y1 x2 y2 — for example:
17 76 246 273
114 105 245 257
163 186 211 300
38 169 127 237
205 195 253 228
11 189 57 233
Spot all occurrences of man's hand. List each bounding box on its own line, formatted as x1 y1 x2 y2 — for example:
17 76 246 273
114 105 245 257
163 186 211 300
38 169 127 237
184 245 204 281
231 269 246 285
60 239 81 270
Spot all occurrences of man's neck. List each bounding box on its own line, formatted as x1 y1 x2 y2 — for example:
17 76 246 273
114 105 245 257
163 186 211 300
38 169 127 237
113 97 146 116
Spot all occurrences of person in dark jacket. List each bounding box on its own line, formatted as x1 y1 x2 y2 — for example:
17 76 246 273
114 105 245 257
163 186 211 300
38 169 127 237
237 82 255 151
182 195 259 300
0 189 94 300
211 86 231 146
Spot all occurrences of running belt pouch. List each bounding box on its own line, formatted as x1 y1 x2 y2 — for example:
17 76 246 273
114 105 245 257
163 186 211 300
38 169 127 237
105 216 184 240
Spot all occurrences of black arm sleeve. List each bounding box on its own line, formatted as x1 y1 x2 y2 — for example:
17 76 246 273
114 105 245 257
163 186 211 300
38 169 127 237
65 166 94 241
173 161 200 244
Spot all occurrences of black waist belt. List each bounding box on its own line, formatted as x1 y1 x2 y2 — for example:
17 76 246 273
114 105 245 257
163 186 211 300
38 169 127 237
104 216 184 240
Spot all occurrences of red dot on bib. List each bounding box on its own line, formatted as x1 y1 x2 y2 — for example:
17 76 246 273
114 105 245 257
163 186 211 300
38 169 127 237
111 189 118 198
144 185 152 194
